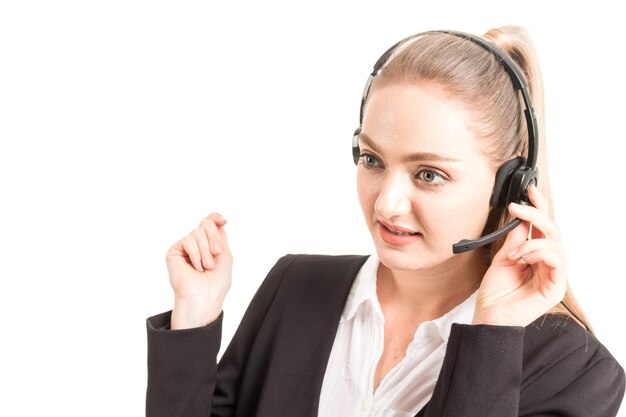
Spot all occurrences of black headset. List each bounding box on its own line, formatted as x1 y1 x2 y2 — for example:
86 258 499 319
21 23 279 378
352 30 539 255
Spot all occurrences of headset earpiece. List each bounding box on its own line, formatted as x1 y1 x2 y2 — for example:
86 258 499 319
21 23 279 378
507 165 537 205
491 156 538 210
354 30 539 254
490 156 527 208
352 127 362 165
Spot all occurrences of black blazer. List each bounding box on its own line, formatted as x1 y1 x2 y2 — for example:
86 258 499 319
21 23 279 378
146 254 625 417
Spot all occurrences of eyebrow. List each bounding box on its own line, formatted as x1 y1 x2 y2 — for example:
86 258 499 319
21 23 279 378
359 133 461 163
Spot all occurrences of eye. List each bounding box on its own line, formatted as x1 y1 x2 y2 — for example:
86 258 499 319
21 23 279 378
359 153 383 169
417 169 446 185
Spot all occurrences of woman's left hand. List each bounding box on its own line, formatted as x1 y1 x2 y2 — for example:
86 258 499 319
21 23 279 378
473 185 568 327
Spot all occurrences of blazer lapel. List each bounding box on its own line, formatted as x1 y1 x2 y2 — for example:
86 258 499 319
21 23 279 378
273 254 430 417
250 254 432 417
256 255 369 417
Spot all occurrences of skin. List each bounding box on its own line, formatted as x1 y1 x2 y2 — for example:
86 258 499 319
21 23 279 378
165 81 567 394
357 81 496 388
357 82 567 388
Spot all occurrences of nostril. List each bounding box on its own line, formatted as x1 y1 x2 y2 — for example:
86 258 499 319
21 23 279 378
375 196 411 218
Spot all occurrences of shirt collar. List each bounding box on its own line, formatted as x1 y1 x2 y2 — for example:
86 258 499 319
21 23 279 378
341 254 477 343
341 254 381 323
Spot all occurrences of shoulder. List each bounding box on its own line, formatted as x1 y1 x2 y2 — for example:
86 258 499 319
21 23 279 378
274 253 370 267
523 314 618 370
266 253 370 284
265 253 370 292
520 314 625 414
249 253 370 307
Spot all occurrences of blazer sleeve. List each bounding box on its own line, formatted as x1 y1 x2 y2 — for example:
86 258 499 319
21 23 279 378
421 319 625 417
145 254 299 417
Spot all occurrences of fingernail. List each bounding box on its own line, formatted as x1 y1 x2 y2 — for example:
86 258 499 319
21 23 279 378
507 249 518 258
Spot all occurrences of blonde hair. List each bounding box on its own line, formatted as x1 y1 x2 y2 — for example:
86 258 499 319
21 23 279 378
369 26 592 333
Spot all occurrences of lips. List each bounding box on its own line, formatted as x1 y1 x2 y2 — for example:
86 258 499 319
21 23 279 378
379 221 419 235
378 221 421 246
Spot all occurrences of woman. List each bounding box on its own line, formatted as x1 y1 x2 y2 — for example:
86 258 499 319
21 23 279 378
146 27 625 417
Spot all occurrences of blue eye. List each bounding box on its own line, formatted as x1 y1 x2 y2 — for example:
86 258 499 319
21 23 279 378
360 153 383 169
417 169 446 185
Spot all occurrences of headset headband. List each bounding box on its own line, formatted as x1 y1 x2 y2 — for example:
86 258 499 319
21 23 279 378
353 30 540 254
356 30 538 169
351 32 589 332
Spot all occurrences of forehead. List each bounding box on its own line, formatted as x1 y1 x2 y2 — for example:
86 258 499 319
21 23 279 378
361 82 485 159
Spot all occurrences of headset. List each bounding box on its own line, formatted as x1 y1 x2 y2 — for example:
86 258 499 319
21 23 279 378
352 30 538 255
352 30 591 333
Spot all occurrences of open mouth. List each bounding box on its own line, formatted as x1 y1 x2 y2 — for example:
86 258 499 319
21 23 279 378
379 221 419 235
378 222 421 246
382 225 419 236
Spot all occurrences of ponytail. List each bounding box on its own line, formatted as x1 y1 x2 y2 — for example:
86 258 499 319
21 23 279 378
484 27 592 333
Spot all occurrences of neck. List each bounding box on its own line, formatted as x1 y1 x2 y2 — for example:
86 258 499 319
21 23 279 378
376 249 487 322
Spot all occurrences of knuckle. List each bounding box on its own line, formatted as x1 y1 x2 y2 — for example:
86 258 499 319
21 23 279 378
200 218 215 228
206 224 220 237
183 237 199 254
202 219 220 232
548 225 560 239
207 212 224 223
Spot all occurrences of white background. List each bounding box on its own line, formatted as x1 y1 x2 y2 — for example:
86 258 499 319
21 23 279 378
1 0 625 415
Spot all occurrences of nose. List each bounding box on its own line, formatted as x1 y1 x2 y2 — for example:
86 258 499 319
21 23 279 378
374 172 413 219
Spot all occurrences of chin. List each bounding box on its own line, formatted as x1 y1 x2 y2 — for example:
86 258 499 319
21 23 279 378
374 241 448 272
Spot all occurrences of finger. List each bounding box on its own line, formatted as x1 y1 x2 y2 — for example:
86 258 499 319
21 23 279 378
492 219 530 262
200 219 223 256
181 235 204 272
527 186 548 239
192 228 214 270
517 247 562 270
508 238 563 264
508 238 553 258
205 212 227 227
508 202 559 240
218 223 230 250
527 185 549 215
507 238 564 270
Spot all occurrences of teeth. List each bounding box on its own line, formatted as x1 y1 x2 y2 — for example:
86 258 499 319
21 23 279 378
391 230 414 236
386 226 416 236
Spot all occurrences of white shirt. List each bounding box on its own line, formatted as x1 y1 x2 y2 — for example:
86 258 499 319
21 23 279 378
317 254 476 417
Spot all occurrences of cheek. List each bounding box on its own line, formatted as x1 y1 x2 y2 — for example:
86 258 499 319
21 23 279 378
416 182 492 239
444 180 493 235
414 193 464 233
357 171 397 229
356 171 376 217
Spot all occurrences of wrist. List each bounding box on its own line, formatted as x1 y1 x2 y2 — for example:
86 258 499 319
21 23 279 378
472 308 529 327
172 295 224 330
472 306 515 327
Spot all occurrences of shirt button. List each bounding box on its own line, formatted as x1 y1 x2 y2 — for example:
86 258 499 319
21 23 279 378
340 365 351 380
361 399 370 411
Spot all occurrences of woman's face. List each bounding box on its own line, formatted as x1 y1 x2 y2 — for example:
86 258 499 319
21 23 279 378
357 82 496 272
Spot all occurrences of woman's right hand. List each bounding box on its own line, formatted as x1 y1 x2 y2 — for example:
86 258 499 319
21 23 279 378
166 213 233 329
